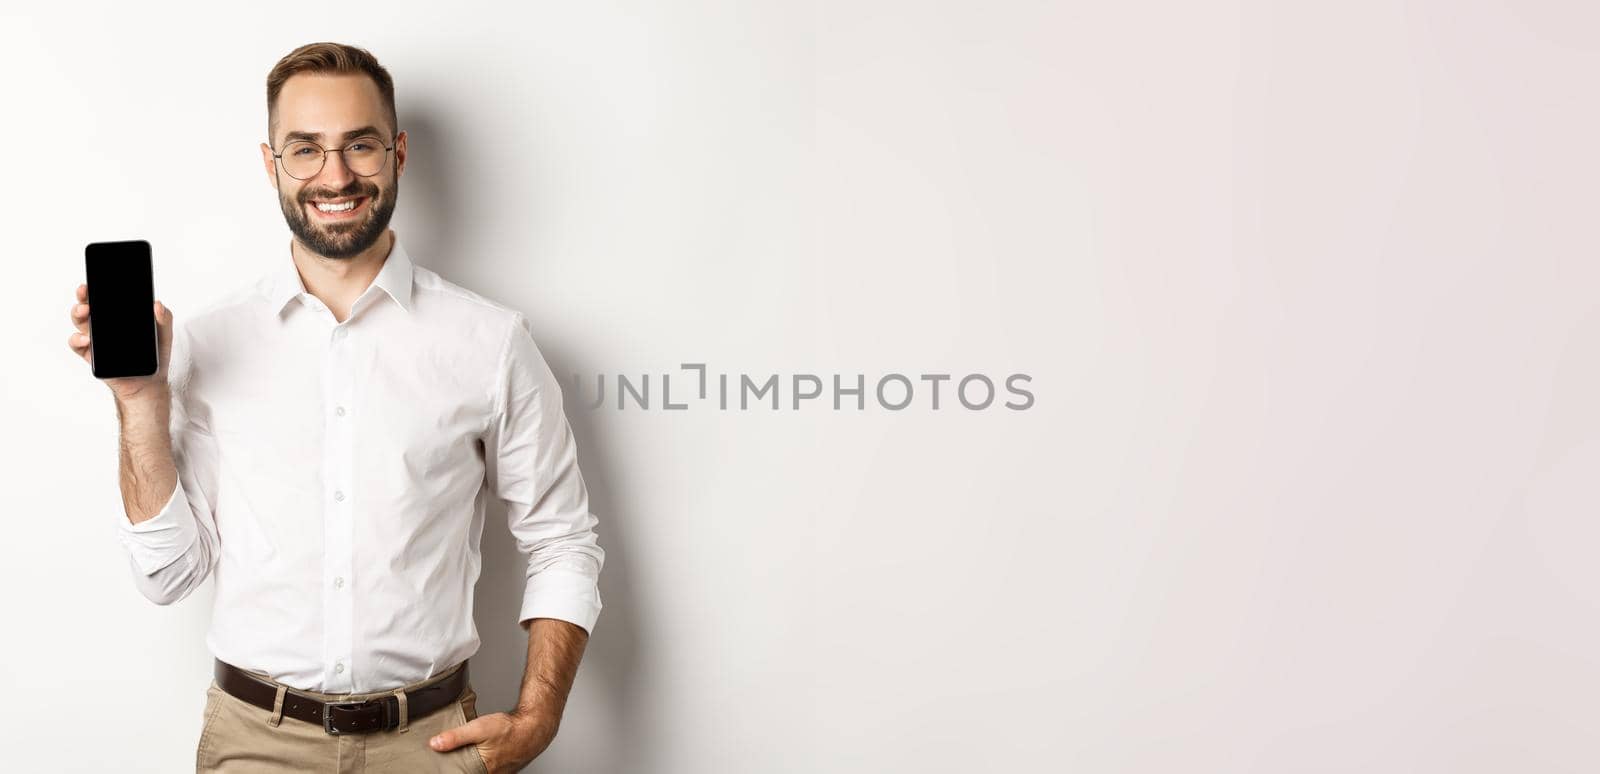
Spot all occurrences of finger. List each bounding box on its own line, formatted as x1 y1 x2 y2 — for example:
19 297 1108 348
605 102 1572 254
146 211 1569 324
72 302 90 334
76 283 86 302
428 715 495 751
68 330 89 353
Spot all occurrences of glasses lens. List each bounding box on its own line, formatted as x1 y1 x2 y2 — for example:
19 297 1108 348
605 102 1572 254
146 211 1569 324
342 137 388 176
282 141 324 179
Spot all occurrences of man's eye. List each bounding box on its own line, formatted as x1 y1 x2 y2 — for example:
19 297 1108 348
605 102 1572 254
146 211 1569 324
348 142 372 151
292 147 318 156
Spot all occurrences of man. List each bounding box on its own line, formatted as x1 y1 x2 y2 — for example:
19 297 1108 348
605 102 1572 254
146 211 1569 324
65 42 603 773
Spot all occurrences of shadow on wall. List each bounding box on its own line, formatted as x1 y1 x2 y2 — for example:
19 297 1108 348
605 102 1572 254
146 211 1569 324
399 105 645 773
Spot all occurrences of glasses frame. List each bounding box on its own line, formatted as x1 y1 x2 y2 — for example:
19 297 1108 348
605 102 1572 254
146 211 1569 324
271 133 397 181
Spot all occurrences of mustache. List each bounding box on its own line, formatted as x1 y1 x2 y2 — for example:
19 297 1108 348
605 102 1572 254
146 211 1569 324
298 183 377 203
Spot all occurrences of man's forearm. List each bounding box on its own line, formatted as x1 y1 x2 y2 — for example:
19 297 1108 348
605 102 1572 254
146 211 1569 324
514 617 589 722
116 394 177 527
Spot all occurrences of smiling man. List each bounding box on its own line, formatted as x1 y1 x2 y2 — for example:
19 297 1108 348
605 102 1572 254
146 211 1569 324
67 42 603 773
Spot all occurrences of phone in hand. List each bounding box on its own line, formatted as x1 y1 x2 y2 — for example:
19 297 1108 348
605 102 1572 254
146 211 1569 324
84 240 159 379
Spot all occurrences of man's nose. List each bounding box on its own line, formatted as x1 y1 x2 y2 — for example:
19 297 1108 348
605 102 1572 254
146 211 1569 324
315 149 357 187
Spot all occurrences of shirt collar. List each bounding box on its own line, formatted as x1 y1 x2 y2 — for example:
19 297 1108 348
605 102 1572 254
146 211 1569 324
268 234 415 319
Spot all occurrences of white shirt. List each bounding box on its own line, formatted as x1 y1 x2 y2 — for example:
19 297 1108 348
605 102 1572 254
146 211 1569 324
114 234 605 693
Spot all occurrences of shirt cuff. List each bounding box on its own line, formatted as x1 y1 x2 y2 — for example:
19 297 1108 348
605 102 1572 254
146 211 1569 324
519 568 602 635
115 479 197 575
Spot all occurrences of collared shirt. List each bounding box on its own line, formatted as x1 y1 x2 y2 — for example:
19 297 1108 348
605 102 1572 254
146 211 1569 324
114 234 604 693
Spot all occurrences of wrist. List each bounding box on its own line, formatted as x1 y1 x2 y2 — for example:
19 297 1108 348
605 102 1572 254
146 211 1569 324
509 706 561 738
113 384 171 413
114 390 173 444
513 684 568 719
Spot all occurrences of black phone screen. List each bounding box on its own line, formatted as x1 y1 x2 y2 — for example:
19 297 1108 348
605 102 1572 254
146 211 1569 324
84 240 159 379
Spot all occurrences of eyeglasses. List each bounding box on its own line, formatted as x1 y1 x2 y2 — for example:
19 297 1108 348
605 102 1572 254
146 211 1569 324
271 135 395 180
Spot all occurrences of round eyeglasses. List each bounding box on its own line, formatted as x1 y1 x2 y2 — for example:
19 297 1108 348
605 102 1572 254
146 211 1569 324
271 135 395 180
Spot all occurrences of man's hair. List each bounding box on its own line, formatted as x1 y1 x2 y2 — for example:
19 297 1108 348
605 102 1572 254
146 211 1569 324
266 42 397 145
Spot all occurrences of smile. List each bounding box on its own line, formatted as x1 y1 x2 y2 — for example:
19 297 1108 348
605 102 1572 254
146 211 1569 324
307 196 369 219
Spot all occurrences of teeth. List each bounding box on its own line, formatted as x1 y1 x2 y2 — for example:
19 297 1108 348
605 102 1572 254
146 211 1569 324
315 199 358 212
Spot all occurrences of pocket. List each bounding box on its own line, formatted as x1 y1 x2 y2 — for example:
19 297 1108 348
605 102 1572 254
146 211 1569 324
468 743 489 774
458 688 488 773
195 682 225 771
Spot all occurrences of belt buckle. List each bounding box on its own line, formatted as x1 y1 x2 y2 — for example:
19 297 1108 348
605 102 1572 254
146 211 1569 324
323 698 386 736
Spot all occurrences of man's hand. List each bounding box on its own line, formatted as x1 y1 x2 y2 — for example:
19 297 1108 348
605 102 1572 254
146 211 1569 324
68 282 175 403
430 707 560 773
428 618 589 771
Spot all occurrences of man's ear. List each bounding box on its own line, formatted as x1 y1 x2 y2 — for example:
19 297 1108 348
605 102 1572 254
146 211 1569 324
393 129 407 180
260 142 278 190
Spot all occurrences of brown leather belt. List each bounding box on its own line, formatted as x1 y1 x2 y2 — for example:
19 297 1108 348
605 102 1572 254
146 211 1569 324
214 658 469 735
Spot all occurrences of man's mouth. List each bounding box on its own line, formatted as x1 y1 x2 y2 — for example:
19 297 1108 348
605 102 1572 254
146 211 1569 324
306 195 370 220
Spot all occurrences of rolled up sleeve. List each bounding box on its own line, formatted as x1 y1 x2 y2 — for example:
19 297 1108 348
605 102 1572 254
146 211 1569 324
485 313 605 634
116 473 196 575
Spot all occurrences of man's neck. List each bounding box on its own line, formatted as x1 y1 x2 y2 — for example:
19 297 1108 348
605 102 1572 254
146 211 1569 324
290 229 394 322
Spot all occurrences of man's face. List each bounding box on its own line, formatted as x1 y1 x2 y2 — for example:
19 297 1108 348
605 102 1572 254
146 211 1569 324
260 74 407 259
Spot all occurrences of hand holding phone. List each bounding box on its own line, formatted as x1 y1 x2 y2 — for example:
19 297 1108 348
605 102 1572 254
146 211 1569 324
70 240 174 403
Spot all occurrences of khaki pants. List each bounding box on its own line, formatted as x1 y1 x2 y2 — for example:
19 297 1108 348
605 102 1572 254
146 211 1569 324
195 661 488 773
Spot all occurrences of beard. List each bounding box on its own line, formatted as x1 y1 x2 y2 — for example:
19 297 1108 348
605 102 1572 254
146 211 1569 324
278 176 398 259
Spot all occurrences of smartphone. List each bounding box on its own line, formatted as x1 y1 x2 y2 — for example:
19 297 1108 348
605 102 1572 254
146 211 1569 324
84 240 159 379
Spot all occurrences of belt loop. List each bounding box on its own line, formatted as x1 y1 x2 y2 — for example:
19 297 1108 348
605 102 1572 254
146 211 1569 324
394 688 409 733
267 685 287 727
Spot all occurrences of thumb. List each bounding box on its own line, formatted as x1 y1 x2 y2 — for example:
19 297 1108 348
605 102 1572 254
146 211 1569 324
429 715 494 752
154 301 173 352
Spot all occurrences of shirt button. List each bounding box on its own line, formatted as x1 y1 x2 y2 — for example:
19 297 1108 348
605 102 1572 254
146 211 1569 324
334 490 345 502
334 577 345 589
335 405 346 416
334 662 345 674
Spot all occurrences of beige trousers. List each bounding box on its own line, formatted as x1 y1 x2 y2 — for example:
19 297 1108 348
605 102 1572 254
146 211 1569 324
195 661 488 773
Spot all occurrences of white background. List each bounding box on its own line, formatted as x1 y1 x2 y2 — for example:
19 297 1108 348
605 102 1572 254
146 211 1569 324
3 1 1599 771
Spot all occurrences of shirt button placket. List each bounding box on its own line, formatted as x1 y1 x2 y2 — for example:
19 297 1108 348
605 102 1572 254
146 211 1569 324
324 322 356 692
